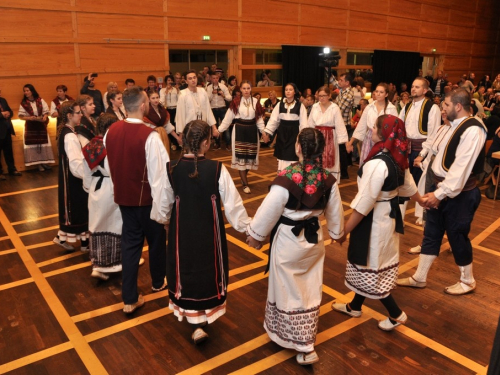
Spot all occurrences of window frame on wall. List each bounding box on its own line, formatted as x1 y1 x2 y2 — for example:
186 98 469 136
240 47 283 94
168 46 230 76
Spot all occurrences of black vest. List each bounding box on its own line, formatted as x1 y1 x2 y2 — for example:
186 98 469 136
442 117 487 175
404 99 434 135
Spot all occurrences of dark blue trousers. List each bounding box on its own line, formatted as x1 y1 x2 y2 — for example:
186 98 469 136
409 150 423 186
421 186 481 266
119 205 167 304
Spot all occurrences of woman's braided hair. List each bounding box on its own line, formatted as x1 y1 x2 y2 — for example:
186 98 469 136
296 128 326 209
181 120 211 178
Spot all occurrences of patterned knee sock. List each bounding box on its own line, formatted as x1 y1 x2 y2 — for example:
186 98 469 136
412 254 437 282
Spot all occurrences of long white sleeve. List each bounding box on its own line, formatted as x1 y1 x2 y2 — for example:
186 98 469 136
64 132 85 179
218 165 251 232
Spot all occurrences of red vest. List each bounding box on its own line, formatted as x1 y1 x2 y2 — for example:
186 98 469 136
106 120 155 206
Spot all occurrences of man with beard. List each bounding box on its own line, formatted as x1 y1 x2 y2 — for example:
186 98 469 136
397 89 487 295
105 87 171 313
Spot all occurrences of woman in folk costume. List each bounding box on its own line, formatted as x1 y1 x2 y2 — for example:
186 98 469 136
18 84 55 171
218 80 266 194
53 101 89 252
75 95 97 147
264 83 309 173
50 85 74 126
166 120 250 345
246 128 344 366
143 90 183 153
82 114 145 280
332 115 426 331
345 83 398 167
308 85 348 180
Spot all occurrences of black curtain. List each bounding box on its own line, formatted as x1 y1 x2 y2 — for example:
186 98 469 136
282 45 324 96
372 50 422 92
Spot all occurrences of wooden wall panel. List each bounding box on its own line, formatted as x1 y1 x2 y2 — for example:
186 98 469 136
418 38 447 55
78 44 166 72
300 5 348 30
241 0 299 25
446 40 473 55
0 44 76 75
74 0 162 15
387 17 419 37
349 11 387 33
449 9 475 28
165 0 238 18
419 21 446 39
240 22 297 45
0 9 73 42
0 0 71 10
388 0 421 20
168 18 238 42
419 0 451 7
299 27 347 48
447 25 475 42
295 0 349 8
387 36 419 53
473 28 497 44
421 4 449 24
444 56 472 71
350 0 389 15
77 13 164 41
470 57 495 72
348 31 386 50
471 42 496 57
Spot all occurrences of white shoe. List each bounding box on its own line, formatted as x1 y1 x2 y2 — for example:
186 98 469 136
444 281 476 295
415 217 423 225
408 245 421 254
152 277 167 292
80 246 89 253
91 270 109 281
331 302 362 317
53 237 74 251
396 276 427 288
378 311 407 331
296 351 319 365
192 328 208 344
139 258 145 266
93 264 122 273
243 186 251 194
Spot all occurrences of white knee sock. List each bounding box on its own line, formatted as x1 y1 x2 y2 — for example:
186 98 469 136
399 201 408 221
412 254 437 282
459 263 475 285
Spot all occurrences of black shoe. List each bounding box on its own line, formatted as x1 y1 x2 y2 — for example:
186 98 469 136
9 171 21 176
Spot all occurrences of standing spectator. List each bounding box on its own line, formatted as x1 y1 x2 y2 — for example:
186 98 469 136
424 70 434 89
257 70 275 87
492 74 500 92
206 72 232 149
227 76 238 96
80 73 104 117
264 83 308 172
459 74 475 93
336 73 355 179
478 75 492 91
397 92 411 113
18 84 54 171
218 81 266 193
175 70 217 136
105 87 170 314
124 79 135 90
146 75 158 94
102 82 118 111
0 86 21 178
160 75 180 150
308 85 348 179
53 101 89 251
50 85 74 126
431 71 447 98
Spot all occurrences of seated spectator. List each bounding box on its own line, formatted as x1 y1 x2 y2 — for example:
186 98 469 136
473 86 486 104
479 75 492 91
397 91 411 113
492 74 500 92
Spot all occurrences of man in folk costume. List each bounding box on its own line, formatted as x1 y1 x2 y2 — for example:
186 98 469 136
397 89 487 295
398 77 441 223
105 87 171 313
175 70 218 137
0 88 21 178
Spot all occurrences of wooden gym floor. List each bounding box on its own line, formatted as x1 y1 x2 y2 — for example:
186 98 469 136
0 147 499 374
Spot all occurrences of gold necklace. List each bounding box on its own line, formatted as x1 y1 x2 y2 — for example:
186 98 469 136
242 98 251 116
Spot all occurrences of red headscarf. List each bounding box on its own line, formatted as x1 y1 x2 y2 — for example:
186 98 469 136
364 114 409 170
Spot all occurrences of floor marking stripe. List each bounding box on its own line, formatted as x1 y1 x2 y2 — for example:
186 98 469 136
0 342 74 374
19 225 59 237
43 261 92 278
0 184 58 198
0 248 16 256
37 252 87 268
0 207 108 374
12 214 58 226
0 277 34 291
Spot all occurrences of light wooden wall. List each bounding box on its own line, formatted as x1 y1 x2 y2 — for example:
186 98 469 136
1 0 499 117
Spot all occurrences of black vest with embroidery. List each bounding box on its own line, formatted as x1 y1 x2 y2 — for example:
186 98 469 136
442 117 486 175
404 99 434 135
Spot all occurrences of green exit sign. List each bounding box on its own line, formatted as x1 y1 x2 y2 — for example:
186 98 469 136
203 35 210 41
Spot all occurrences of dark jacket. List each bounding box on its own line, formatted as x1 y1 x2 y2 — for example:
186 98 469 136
0 97 15 139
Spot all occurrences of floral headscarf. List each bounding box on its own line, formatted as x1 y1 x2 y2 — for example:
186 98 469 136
364 114 409 170
278 161 327 195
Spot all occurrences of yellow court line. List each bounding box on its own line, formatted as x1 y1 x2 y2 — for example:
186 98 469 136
0 248 16 256
0 235 9 241
0 341 74 374
18 225 59 237
72 290 169 323
37 251 88 268
226 234 268 261
0 277 34 291
26 241 55 250
228 316 371 375
0 184 57 198
0 207 108 374
472 215 500 246
12 214 58 226
43 261 92 278
72 260 267 324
